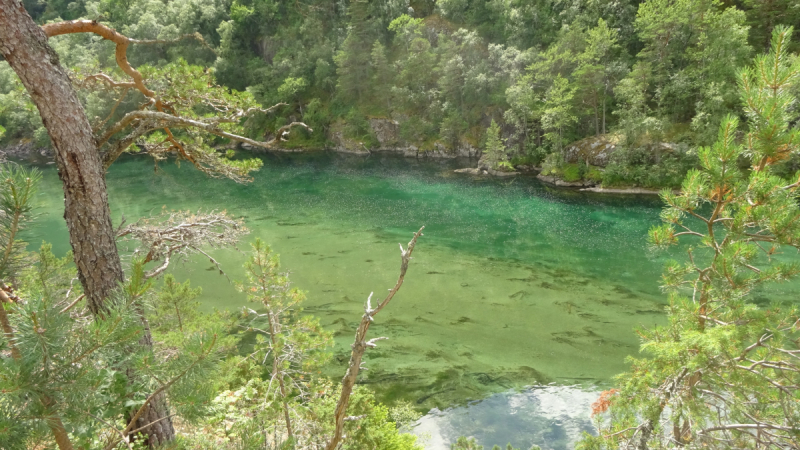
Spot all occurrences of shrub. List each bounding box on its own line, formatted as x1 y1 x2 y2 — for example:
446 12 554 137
584 166 603 183
561 163 582 182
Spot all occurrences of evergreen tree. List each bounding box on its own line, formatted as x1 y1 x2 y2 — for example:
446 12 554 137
573 19 623 136
370 40 393 110
581 26 800 450
482 119 509 170
541 75 576 156
335 0 377 104
153 274 202 333
0 164 40 284
240 239 332 444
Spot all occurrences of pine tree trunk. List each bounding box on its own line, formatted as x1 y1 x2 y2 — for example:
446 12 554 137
128 315 176 446
0 0 122 316
0 2 176 446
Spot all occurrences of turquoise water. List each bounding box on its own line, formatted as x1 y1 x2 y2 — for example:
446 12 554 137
31 152 669 412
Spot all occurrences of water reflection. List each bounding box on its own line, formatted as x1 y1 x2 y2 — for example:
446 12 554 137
410 385 600 450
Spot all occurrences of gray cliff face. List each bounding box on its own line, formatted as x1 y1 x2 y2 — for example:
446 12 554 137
0 142 54 163
328 117 481 158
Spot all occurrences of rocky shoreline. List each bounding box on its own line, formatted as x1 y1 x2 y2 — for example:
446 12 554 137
0 142 54 164
2 142 671 195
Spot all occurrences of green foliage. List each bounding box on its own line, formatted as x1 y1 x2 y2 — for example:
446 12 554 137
0 167 222 448
541 75 576 155
560 163 582 182
584 26 800 450
200 378 422 449
388 400 422 428
620 0 751 144
451 436 482 449
1 277 145 448
3 240 224 447
584 166 603 183
482 119 508 169
743 0 800 53
0 164 41 282
2 0 789 191
18 243 79 302
235 239 333 441
133 59 265 179
540 152 563 176
152 274 201 333
601 144 697 188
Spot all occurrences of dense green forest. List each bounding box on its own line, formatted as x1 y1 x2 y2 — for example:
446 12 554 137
2 0 800 187
2 0 800 449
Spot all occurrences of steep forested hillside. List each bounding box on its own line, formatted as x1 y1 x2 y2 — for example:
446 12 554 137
1 0 799 187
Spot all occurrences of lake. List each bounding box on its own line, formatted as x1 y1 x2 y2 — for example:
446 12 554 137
30 151 673 448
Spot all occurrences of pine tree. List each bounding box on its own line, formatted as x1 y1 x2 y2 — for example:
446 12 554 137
581 26 800 450
371 40 393 110
334 0 376 104
482 119 508 170
153 274 202 333
240 239 332 444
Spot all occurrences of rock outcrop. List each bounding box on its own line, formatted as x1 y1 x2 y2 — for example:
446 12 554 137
564 135 682 167
563 135 619 167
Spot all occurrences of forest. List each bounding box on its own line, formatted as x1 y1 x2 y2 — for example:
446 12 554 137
1 0 800 448
0 0 798 187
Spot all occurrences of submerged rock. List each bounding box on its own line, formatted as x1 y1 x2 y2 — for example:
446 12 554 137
580 186 669 195
454 168 483 175
454 167 519 176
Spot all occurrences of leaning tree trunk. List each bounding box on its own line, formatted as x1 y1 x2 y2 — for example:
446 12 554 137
0 1 175 446
0 0 121 316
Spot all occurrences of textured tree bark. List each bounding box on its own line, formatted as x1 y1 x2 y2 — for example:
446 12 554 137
0 0 122 316
126 314 175 446
0 1 175 446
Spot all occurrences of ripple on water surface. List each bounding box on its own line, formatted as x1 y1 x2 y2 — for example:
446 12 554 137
31 152 669 413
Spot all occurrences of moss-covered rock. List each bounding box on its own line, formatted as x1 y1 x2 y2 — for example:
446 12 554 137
563 135 620 167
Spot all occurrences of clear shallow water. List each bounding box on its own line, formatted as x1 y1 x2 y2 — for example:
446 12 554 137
30 152 669 413
27 151 800 448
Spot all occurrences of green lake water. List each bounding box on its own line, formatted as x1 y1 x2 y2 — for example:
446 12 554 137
30 152 670 415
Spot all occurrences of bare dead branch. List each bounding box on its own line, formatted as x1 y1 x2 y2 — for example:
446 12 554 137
325 226 424 450
116 209 247 279
79 73 136 90
59 294 85 314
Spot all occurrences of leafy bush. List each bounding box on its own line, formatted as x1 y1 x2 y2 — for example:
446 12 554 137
540 152 562 176
561 163 582 182
584 166 603 182
601 145 697 188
